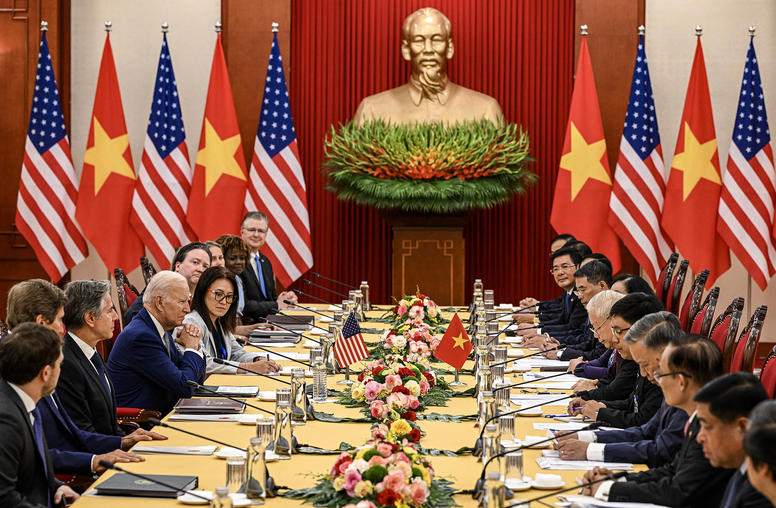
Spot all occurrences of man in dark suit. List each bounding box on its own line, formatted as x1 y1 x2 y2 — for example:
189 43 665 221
123 242 211 325
0 323 78 507
744 401 776 505
239 211 298 323
582 334 733 507
694 373 771 508
108 271 206 415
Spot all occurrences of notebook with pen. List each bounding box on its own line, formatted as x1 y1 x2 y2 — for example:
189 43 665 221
173 397 245 414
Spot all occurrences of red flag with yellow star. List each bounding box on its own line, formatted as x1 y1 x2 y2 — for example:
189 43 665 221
661 37 730 283
550 36 621 272
434 313 472 370
76 32 144 272
187 33 248 239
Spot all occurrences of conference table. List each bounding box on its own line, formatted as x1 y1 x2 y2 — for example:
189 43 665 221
73 306 643 507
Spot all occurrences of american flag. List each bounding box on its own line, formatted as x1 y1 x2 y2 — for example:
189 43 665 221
245 33 313 286
608 34 673 284
333 313 369 367
717 38 776 290
129 32 195 267
15 31 88 281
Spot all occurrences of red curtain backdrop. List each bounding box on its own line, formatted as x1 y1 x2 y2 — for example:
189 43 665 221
289 0 574 304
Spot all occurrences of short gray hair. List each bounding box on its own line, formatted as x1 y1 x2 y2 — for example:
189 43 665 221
624 311 681 347
143 271 187 306
241 211 268 227
586 290 623 321
63 280 111 329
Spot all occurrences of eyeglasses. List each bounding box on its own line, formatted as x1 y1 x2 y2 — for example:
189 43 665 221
611 326 631 337
550 263 577 274
653 371 693 383
241 227 267 235
208 289 235 304
589 317 610 335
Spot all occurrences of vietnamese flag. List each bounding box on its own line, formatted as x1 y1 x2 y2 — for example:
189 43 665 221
187 33 248 239
76 31 143 272
434 313 472 370
550 35 621 272
661 35 730 284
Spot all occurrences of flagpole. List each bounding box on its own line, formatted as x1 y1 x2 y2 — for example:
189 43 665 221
746 25 755 322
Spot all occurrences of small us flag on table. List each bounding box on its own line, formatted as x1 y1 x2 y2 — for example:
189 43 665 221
333 314 369 367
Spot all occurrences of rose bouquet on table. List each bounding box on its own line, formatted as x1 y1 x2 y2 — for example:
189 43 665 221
371 419 422 446
284 436 457 507
383 293 446 328
378 323 441 362
339 354 450 421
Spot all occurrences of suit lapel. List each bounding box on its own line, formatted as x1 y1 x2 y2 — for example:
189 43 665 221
241 266 260 298
1 382 52 486
66 334 114 412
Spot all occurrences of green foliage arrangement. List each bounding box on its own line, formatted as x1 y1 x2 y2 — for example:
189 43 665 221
323 120 535 214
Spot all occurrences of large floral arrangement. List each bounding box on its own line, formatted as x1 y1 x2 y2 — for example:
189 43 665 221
379 323 440 362
284 436 456 507
340 355 450 422
384 293 444 328
324 120 534 214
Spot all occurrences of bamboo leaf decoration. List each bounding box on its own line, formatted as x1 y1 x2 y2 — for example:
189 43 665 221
323 120 536 214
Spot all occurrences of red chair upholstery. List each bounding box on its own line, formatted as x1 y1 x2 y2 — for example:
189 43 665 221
729 306 768 373
679 269 709 331
689 286 719 337
759 346 776 398
656 253 679 305
140 255 157 285
666 259 689 315
709 297 744 355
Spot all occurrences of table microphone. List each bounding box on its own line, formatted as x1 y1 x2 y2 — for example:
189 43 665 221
186 380 273 415
146 419 282 497
505 470 628 507
482 311 518 323
469 423 600 498
472 395 575 454
97 461 212 501
302 278 348 298
248 344 311 368
293 289 343 309
487 345 568 368
255 317 325 342
484 322 516 346
213 358 291 385
311 272 354 290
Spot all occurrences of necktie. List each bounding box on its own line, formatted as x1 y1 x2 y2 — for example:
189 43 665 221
90 351 111 396
30 407 48 477
163 331 173 359
721 471 745 508
255 254 268 299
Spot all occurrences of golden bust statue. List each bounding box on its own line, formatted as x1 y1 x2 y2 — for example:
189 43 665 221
353 7 504 126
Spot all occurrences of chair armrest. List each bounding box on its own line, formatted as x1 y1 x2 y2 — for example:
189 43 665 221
116 407 162 422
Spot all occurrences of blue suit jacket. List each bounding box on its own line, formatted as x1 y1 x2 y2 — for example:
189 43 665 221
107 308 206 415
595 402 688 467
38 392 121 475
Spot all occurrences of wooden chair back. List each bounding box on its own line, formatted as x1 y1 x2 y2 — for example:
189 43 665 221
656 253 679 304
689 286 719 338
679 269 709 331
666 259 689 315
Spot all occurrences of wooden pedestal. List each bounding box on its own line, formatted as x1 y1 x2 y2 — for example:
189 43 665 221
389 215 467 305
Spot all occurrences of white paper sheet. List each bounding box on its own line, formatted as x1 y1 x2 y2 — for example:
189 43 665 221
558 495 667 507
510 395 572 407
522 373 579 383
520 381 576 390
257 352 310 361
248 342 298 349
523 358 570 368
213 386 260 396
533 422 591 431
132 445 216 455
535 457 633 471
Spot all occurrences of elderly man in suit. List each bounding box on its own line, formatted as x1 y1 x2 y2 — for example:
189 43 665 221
239 211 298 323
6 279 156 477
108 271 206 415
0 323 78 507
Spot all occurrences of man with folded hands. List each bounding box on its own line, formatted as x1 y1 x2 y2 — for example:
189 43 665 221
581 334 733 507
556 312 688 465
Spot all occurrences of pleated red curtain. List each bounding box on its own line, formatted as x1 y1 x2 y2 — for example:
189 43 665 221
289 0 574 304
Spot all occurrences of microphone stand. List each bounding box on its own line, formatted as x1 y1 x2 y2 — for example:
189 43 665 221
146 419 282 497
505 471 628 507
311 272 354 290
302 278 348 298
468 424 599 499
293 288 343 310
213 357 292 385
186 381 274 415
97 461 212 501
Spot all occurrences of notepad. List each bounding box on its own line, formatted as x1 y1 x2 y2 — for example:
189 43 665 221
536 457 633 471
132 445 216 455
558 495 669 507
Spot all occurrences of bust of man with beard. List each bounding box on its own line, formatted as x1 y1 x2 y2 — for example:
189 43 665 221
353 7 504 126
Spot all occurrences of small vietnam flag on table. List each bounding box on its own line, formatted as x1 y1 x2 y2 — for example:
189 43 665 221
434 313 473 370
